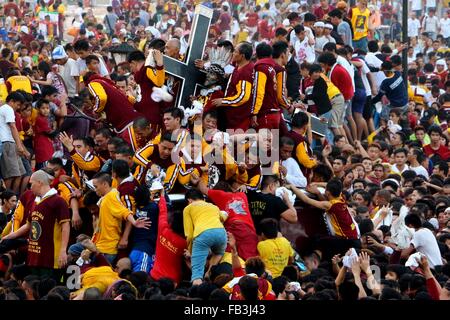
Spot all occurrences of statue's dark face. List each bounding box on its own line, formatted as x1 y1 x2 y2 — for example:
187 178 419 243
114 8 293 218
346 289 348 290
204 71 219 87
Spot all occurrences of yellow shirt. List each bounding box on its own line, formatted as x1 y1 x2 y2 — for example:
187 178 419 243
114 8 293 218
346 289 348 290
351 7 370 41
320 74 341 100
183 200 224 250
93 189 132 255
235 31 249 44
257 237 294 278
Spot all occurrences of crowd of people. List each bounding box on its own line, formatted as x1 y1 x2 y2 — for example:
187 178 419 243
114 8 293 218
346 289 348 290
0 0 449 301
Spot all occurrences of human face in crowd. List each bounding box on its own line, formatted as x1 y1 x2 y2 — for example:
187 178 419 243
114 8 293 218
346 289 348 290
437 211 448 228
310 70 321 81
443 186 450 196
405 193 418 208
280 144 294 161
29 175 43 197
38 103 50 117
163 113 180 132
367 146 380 161
73 139 90 157
87 60 100 73
336 137 345 149
2 195 17 211
184 138 202 162
296 30 306 41
46 163 62 178
107 143 118 160
389 112 400 124
390 133 402 147
203 114 217 132
430 131 441 144
332 159 344 174
232 44 244 64
134 126 152 145
165 40 180 59
355 165 365 179
343 171 353 187
353 193 367 206
362 159 372 173
93 178 108 197
415 129 425 143
158 140 175 160
8 99 23 111
94 134 109 151
115 153 132 166
115 80 127 95
75 49 89 59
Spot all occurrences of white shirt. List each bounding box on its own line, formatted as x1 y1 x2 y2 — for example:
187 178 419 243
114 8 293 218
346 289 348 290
359 57 372 96
422 15 439 34
440 18 450 38
294 37 315 64
372 208 393 228
410 0 422 11
426 0 436 8
411 228 442 268
60 58 80 98
408 18 421 38
0 104 15 143
391 164 409 174
77 55 109 78
365 52 386 89
280 157 307 188
410 165 430 179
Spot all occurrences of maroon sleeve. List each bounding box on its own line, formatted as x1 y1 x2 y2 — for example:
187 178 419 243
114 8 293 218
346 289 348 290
34 116 51 134
56 197 71 223
426 278 441 300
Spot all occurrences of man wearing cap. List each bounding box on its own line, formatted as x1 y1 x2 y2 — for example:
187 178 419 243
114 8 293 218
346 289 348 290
19 25 34 51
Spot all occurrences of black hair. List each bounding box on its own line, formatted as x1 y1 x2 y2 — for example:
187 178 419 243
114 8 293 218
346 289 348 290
85 54 100 65
404 213 422 229
291 111 309 128
237 42 253 60
435 161 449 176
6 91 25 103
380 287 403 300
261 175 280 190
317 52 337 66
275 27 288 37
163 107 184 121
127 50 146 63
74 39 90 52
338 280 359 301
36 98 50 109
428 125 442 135
112 159 130 179
238 276 259 301
160 132 177 144
328 9 343 19
393 147 407 157
148 38 166 52
259 218 278 239
245 257 266 277
203 109 218 120
107 136 126 149
115 145 134 157
83 190 100 207
92 172 113 187
294 24 304 34
280 136 295 147
41 85 59 97
309 63 323 75
326 178 343 198
185 188 204 201
256 42 272 59
323 42 337 53
272 41 289 59
313 164 333 181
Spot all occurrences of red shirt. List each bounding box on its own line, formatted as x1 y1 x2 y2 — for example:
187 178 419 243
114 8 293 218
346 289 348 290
27 193 70 269
33 115 54 163
207 190 256 232
258 19 271 39
14 112 23 132
329 63 354 101
423 144 450 161
150 196 187 284
314 5 334 20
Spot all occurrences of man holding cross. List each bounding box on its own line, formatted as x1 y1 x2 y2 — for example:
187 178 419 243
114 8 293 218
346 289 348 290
128 49 166 133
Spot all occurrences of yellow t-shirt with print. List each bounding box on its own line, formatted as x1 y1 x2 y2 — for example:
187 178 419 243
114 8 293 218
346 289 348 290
92 188 132 255
257 237 294 278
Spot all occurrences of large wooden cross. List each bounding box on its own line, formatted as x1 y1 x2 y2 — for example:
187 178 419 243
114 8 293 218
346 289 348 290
163 5 213 108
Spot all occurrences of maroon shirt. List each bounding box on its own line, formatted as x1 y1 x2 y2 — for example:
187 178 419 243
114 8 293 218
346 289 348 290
27 193 70 269
222 62 254 130
133 65 165 127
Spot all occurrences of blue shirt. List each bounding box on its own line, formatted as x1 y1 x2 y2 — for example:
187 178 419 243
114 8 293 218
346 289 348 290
131 202 159 254
372 71 408 108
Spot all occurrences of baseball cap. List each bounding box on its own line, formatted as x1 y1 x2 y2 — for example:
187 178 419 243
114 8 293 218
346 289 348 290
324 23 334 30
437 59 446 66
314 21 325 28
422 108 438 121
145 26 161 38
111 38 121 44
20 25 29 34
52 45 68 60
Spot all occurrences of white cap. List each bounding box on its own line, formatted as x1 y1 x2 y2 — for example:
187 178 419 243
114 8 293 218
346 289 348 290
145 26 161 38
20 25 29 34
314 21 325 28
120 28 127 35
111 38 121 44
324 23 334 30
436 59 446 66
282 18 290 27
